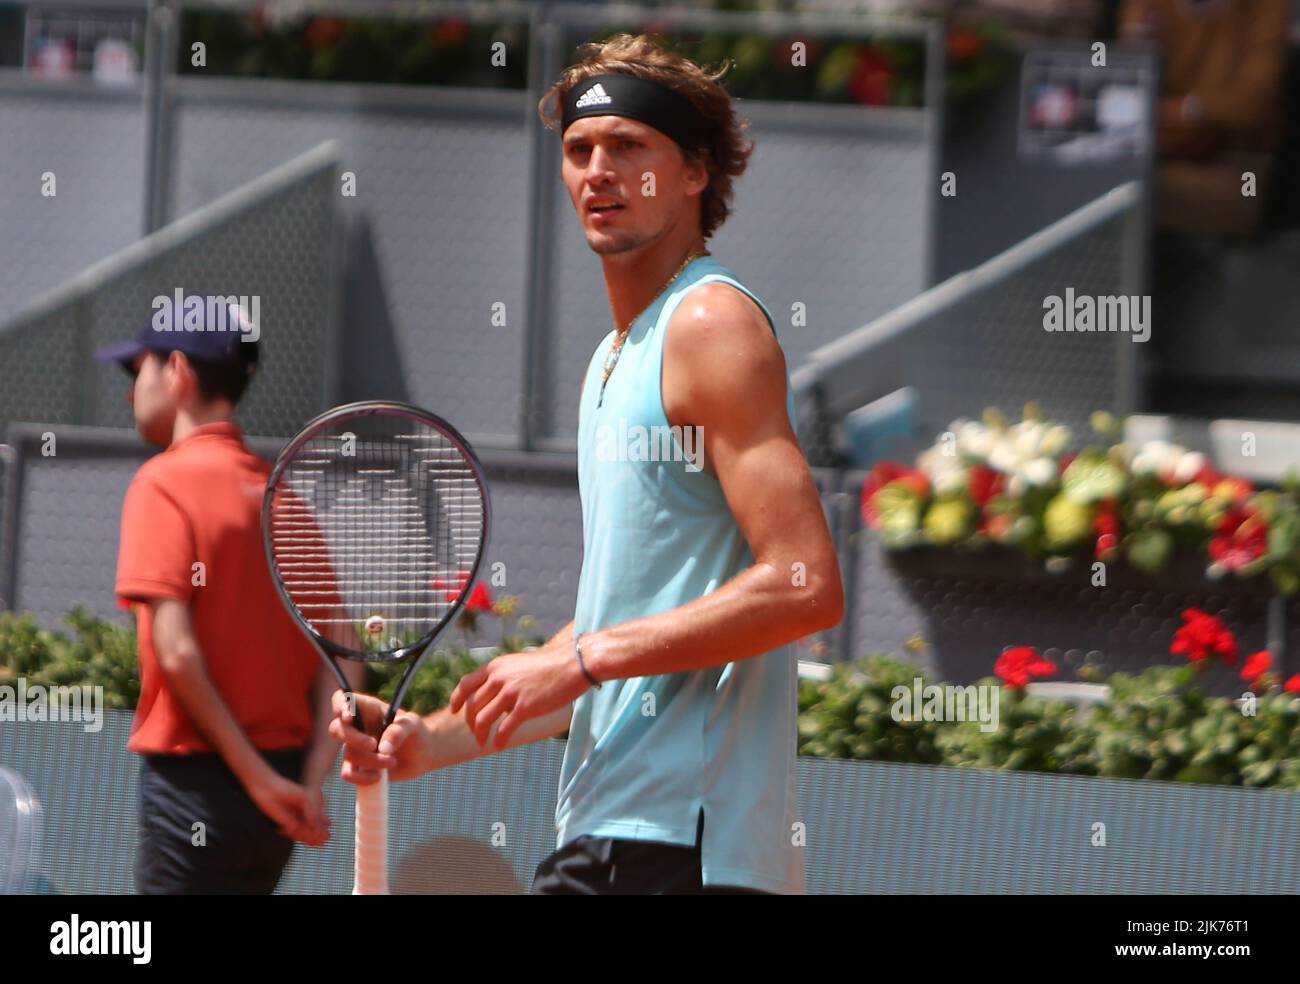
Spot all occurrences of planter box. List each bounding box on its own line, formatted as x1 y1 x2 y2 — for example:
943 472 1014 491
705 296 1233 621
871 542 1295 697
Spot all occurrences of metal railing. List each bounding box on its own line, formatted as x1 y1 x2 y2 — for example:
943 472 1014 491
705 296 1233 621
791 180 1148 466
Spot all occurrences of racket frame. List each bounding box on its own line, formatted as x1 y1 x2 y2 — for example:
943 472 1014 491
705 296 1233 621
261 400 491 894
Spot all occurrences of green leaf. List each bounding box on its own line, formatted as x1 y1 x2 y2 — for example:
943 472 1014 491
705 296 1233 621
1062 454 1126 504
1125 527 1174 573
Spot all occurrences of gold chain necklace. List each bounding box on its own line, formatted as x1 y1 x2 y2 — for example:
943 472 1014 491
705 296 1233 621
598 248 709 408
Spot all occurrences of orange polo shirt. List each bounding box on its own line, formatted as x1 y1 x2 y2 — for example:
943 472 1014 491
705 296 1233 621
116 422 321 756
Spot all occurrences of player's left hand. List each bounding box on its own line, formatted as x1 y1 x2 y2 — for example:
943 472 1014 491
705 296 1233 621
450 644 591 749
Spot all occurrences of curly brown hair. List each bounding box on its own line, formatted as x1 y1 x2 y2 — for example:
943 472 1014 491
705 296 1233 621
537 33 754 241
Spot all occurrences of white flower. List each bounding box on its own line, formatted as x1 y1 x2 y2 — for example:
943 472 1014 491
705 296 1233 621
988 439 1021 474
934 470 967 496
1173 451 1207 484
1007 474 1026 498
1039 424 1072 458
956 420 994 459
262 0 311 30
918 446 959 479
1020 458 1057 487
1131 440 1186 476
918 448 965 495
1012 421 1047 458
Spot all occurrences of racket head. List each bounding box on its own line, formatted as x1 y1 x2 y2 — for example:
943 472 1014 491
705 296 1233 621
0 767 40 895
262 401 490 670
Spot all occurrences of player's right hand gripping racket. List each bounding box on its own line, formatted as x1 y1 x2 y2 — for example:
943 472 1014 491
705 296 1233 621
263 401 489 895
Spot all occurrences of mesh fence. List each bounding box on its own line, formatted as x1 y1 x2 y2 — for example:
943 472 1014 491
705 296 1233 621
0 430 846 650
795 195 1144 471
0 145 340 443
901 216 1138 444
0 79 146 321
4 711 1299 895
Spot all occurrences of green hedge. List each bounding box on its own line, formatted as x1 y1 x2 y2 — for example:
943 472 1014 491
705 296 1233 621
798 656 1300 790
0 608 535 717
6 610 1299 791
0 608 141 710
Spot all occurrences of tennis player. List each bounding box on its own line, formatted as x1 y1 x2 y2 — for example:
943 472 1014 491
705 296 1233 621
333 34 844 895
100 297 359 894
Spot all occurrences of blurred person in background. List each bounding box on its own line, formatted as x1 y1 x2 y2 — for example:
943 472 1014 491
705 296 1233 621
1120 0 1293 237
98 297 357 894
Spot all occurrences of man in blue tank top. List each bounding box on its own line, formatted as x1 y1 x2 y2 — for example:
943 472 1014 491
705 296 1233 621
331 33 844 895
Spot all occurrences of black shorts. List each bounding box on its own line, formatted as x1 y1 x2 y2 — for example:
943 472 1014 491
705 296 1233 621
135 748 304 895
531 809 772 895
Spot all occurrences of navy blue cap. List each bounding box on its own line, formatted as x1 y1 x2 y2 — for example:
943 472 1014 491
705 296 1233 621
94 294 260 371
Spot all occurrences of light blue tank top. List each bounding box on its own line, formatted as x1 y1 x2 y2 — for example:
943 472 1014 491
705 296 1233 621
555 254 806 895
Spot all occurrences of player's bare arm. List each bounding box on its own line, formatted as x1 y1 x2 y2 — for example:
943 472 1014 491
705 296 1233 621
328 621 578 784
447 284 844 749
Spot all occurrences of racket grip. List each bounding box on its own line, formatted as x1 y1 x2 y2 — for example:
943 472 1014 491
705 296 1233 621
353 772 390 895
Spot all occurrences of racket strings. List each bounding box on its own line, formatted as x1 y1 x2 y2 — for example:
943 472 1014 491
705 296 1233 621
267 421 486 654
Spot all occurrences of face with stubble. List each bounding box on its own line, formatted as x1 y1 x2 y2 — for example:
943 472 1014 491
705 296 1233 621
561 114 709 256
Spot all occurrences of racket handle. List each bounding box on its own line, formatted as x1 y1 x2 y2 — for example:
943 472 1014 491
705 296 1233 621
353 772 390 895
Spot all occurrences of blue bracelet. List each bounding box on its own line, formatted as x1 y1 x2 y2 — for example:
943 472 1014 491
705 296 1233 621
574 633 601 689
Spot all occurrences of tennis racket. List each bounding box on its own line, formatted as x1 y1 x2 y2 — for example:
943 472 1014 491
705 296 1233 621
0 767 41 895
262 401 490 895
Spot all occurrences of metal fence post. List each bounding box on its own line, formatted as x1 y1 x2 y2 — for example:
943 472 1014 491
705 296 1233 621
142 0 179 235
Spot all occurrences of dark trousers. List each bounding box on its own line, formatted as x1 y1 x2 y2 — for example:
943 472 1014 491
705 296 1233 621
531 809 772 895
135 748 304 895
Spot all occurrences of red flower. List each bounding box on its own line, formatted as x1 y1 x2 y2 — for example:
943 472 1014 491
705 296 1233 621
1093 500 1121 559
968 465 1005 508
432 17 470 46
861 462 929 529
1285 675 1300 694
1209 507 1268 572
1093 500 1120 536
247 3 267 36
995 646 1057 690
1058 452 1078 476
305 16 345 50
433 571 492 612
979 511 1014 539
1213 476 1254 503
947 32 984 62
1170 608 1238 666
849 47 894 106
465 582 494 614
432 571 472 604
1192 463 1221 489
1240 650 1271 684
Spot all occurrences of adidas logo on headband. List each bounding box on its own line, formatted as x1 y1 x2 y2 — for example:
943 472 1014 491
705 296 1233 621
575 83 613 108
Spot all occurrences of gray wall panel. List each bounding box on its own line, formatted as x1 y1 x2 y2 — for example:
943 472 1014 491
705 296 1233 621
168 84 531 439
0 151 340 443
0 81 146 318
10 446 149 627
